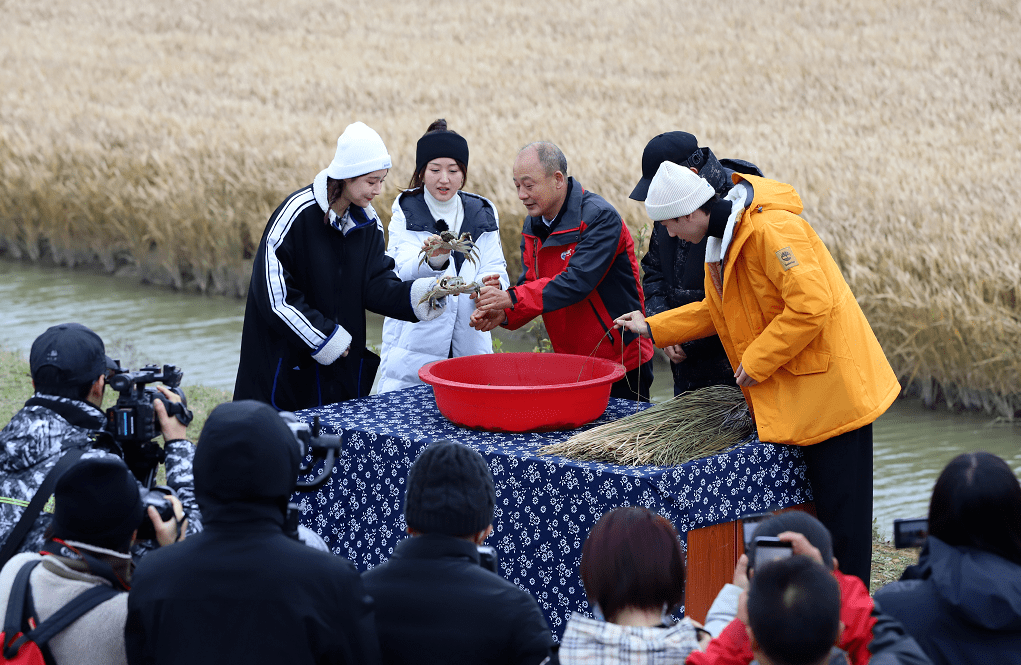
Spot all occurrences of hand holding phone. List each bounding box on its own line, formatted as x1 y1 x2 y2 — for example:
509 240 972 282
741 513 769 549
477 545 498 573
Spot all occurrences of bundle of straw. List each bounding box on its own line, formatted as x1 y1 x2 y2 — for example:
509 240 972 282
539 386 754 466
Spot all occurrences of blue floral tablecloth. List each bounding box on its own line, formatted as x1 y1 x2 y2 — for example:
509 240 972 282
293 384 811 634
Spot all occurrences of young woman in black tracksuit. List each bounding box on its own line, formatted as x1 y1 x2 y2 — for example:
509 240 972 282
234 121 447 411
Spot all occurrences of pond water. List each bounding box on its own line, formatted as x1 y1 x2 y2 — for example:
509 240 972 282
1 258 1018 537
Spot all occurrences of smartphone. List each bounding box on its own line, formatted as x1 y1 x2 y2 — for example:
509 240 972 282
893 518 929 549
477 545 498 573
741 512 772 549
751 536 794 571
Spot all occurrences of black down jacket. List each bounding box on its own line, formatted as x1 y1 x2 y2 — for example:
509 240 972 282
125 401 380 665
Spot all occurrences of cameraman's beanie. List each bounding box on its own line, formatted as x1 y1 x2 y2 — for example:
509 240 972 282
194 400 300 506
645 161 715 221
53 457 143 550
326 121 392 180
404 441 495 537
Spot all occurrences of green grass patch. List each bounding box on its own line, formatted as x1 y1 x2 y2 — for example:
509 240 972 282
0 347 34 426
870 518 919 591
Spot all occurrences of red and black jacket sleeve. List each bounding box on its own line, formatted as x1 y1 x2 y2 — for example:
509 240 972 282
505 204 625 329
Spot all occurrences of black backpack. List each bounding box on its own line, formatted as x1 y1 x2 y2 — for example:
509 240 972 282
1 560 119 664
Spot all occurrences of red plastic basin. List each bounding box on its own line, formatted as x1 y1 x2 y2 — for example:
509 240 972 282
418 352 626 432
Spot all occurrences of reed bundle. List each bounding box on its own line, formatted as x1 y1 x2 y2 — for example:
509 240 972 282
538 386 754 466
0 0 1019 414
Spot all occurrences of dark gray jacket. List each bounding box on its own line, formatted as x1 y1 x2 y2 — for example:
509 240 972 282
362 534 554 665
125 403 380 665
874 536 1021 665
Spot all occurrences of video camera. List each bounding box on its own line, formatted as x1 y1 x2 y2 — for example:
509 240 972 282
278 412 344 491
277 412 345 544
103 363 195 541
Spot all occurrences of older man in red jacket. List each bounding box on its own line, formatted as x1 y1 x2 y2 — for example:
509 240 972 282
472 142 654 401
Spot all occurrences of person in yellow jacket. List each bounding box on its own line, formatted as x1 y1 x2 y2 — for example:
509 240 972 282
614 161 900 587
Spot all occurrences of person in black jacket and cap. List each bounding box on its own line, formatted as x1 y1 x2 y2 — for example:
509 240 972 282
362 440 554 665
124 400 380 665
630 132 762 396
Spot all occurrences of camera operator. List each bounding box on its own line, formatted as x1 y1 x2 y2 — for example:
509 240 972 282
0 323 198 566
125 400 381 665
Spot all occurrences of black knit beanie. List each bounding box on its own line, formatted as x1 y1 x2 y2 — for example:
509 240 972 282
404 441 495 537
52 457 144 551
415 130 470 174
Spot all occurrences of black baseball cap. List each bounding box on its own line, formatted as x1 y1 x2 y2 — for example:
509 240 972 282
29 323 117 386
630 131 700 201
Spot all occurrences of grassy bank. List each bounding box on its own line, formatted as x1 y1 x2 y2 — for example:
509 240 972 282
2 0 1018 415
871 532 919 591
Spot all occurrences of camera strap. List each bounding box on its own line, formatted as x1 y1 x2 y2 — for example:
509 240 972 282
0 448 86 569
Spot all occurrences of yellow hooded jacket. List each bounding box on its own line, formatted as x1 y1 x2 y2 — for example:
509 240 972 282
646 174 900 446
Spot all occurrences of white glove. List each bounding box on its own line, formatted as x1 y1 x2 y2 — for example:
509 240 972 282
410 277 447 322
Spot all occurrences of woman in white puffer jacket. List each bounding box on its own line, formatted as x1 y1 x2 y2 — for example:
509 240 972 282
377 120 509 393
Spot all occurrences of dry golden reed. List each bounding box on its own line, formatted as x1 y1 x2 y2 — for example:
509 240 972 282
539 386 754 465
0 0 1019 413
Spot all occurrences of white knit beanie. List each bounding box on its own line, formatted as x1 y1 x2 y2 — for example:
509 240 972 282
326 122 392 179
644 161 715 221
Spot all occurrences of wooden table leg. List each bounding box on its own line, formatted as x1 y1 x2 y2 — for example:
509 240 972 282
685 520 738 624
684 502 815 623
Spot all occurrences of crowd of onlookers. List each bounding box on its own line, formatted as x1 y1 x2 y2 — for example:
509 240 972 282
558 450 1021 665
2 325 1019 665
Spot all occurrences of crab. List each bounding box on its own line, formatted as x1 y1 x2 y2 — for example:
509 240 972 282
418 231 480 268
417 276 483 310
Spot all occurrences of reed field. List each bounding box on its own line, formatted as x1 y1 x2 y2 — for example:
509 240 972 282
1 0 1019 414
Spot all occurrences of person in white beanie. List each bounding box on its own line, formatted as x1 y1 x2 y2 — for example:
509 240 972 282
234 121 449 411
377 119 509 393
614 160 900 590
630 132 763 397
